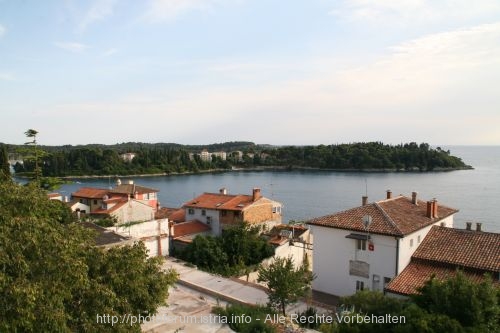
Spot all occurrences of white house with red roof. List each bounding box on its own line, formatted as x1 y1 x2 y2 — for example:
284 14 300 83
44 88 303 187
182 187 282 236
307 190 458 297
385 224 500 297
69 180 159 224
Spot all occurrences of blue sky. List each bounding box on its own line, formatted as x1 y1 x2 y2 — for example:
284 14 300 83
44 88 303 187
1 0 500 145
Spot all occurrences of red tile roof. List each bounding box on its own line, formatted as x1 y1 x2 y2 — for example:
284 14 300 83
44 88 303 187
154 207 185 221
385 260 494 296
110 184 158 195
385 226 500 296
47 193 62 198
72 187 109 199
172 220 211 238
307 195 458 237
412 226 500 272
183 193 256 211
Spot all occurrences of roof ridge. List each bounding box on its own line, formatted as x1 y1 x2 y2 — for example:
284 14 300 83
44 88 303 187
374 202 403 236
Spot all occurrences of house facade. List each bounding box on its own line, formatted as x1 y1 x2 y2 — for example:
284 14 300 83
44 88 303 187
385 223 500 297
110 179 159 211
70 180 158 224
182 188 282 236
307 191 458 297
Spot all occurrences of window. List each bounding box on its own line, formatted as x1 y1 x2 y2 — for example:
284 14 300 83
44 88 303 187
206 216 212 225
417 235 421 243
188 208 194 215
384 277 391 287
410 239 414 247
356 281 364 291
93 200 97 205
356 239 366 251
201 209 206 216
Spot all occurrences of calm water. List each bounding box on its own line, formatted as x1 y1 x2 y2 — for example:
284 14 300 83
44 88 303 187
56 146 500 232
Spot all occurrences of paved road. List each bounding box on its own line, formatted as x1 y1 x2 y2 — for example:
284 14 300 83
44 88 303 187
162 257 268 305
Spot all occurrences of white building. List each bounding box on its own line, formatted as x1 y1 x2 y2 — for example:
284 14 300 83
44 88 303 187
307 191 458 297
108 219 170 257
120 152 136 162
212 151 227 160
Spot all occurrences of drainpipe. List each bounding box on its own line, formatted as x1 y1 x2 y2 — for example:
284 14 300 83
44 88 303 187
395 237 400 276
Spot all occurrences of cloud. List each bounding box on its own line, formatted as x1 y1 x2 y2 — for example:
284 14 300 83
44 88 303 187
79 0 118 31
329 0 500 27
45 23 500 145
54 41 90 52
103 48 118 56
0 73 15 81
0 24 5 38
142 0 232 22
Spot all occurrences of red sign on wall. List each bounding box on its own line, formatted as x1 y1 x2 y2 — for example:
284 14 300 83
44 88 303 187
368 242 374 251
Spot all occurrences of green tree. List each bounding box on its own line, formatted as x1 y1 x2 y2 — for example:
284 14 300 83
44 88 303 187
0 143 10 181
413 272 499 332
0 181 178 332
24 128 41 181
257 256 315 315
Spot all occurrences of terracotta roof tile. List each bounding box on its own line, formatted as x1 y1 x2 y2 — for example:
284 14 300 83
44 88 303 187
111 184 158 195
172 220 211 238
386 226 500 296
72 187 109 199
154 207 185 222
307 195 458 237
183 193 255 211
385 260 494 296
413 226 500 271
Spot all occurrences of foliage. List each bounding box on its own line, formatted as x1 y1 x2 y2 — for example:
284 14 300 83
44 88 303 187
320 276 499 333
257 256 315 315
413 272 499 331
17 130 65 190
213 304 276 333
295 306 321 329
0 143 10 181
93 216 118 227
176 222 274 276
338 290 406 317
0 181 178 332
8 141 471 177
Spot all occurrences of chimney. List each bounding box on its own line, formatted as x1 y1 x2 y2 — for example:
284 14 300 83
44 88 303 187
432 199 438 218
426 201 433 218
362 196 368 206
386 190 392 199
411 191 418 205
466 222 472 231
252 188 261 201
219 188 227 195
476 222 482 232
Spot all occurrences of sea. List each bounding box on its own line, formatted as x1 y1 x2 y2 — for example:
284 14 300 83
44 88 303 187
54 146 500 232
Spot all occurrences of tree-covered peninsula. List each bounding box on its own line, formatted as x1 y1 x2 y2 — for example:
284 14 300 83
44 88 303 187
6 141 471 177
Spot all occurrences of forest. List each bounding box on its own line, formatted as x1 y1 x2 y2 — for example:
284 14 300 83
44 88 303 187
6 141 471 177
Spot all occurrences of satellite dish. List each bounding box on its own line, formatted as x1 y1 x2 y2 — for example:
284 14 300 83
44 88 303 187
362 215 372 229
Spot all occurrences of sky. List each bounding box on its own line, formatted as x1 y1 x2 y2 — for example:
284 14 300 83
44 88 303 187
1 0 500 146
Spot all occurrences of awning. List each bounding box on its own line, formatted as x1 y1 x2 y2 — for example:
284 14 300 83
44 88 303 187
345 233 371 240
